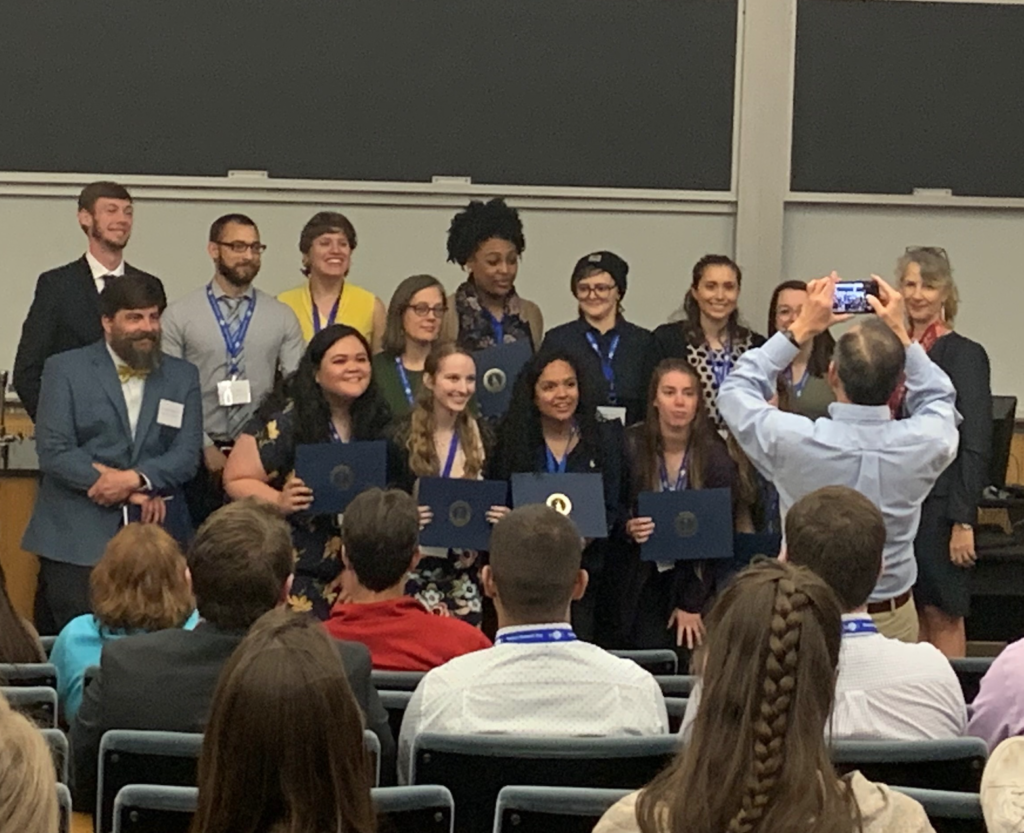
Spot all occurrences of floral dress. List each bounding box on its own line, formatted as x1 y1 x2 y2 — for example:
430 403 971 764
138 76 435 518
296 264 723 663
255 404 342 620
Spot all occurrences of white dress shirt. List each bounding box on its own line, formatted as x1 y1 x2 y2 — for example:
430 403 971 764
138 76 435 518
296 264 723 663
680 612 967 742
106 343 145 438
718 332 960 602
86 251 125 293
397 622 669 783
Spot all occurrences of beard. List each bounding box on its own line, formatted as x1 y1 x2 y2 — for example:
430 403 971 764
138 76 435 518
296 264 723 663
110 329 162 371
216 256 259 288
90 221 129 251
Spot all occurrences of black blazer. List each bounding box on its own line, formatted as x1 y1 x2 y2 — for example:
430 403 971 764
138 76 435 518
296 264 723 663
926 332 993 524
70 623 395 804
12 256 162 419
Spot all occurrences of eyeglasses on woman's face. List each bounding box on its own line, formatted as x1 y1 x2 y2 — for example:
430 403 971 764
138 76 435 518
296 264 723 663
407 303 447 319
575 282 617 299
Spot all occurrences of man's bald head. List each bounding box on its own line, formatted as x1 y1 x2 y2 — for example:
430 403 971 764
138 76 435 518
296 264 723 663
831 317 906 406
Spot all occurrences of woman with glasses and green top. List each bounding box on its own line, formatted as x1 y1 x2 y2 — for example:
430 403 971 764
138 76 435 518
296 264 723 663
542 251 656 426
373 275 448 417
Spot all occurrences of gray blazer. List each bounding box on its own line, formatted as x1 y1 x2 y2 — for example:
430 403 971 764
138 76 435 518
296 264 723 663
22 339 203 566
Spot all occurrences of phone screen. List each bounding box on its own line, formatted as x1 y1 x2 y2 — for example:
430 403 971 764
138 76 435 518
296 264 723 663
833 280 878 315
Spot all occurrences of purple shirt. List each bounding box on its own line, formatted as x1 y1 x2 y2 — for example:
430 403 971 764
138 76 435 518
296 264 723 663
967 638 1024 751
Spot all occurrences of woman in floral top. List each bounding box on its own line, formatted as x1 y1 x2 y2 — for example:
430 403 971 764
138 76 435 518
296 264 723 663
224 324 393 619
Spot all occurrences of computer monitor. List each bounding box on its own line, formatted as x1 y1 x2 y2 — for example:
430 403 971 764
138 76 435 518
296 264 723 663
990 395 1018 488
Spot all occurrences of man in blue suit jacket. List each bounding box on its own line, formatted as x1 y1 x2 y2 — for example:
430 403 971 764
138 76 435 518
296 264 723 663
23 274 203 632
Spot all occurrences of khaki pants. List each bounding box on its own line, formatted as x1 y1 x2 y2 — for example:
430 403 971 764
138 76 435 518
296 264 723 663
870 594 919 643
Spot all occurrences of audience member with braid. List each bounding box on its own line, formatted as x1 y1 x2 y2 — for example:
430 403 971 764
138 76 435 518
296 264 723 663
594 559 935 833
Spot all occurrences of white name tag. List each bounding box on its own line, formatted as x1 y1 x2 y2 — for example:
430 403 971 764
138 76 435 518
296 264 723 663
157 399 185 429
596 405 627 425
656 561 675 573
217 379 252 407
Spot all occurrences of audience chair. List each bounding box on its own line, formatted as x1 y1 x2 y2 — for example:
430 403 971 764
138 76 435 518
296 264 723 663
830 737 988 792
608 649 678 675
373 785 454 833
663 697 688 734
411 733 678 833
653 674 697 697
97 731 203 833
40 634 58 657
948 657 993 705
1 684 58 727
892 787 985 833
42 727 70 783
372 669 426 692
380 689 413 743
0 661 58 688
494 785 630 833
365 728 382 787
57 782 72 833
112 785 197 833
83 663 100 689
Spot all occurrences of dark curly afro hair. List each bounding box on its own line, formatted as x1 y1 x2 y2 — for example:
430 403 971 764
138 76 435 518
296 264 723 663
445 197 526 266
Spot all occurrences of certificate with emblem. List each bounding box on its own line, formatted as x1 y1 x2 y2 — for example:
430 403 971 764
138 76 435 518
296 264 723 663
294 440 388 515
472 339 533 418
637 488 733 562
417 477 509 551
510 472 608 538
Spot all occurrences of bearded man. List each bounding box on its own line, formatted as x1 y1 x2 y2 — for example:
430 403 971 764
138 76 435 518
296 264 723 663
160 213 304 522
23 274 202 631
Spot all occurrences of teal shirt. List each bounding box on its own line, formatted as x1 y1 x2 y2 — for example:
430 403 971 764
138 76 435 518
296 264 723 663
51 609 200 722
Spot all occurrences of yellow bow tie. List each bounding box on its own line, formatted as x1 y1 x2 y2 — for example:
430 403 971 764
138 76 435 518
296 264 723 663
117 365 150 383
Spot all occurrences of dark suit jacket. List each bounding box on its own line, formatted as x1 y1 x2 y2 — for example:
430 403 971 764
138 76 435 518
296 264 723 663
22 339 202 566
70 623 395 806
13 256 163 419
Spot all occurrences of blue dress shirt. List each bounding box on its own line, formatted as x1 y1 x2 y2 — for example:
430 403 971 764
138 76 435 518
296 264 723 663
718 332 960 602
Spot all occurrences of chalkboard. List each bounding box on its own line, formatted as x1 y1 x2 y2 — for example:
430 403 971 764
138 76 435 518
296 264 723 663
0 0 737 191
792 0 1024 197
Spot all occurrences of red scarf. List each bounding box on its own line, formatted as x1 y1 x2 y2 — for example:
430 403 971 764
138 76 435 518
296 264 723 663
888 320 949 417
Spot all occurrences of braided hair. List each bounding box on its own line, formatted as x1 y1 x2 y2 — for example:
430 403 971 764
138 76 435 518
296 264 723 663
636 560 859 833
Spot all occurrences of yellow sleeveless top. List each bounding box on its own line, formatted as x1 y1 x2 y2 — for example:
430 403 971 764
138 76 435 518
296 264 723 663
278 280 376 344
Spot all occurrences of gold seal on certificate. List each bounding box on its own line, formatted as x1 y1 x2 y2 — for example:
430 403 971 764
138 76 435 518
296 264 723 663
482 367 507 394
329 464 355 492
448 500 473 528
546 492 573 516
674 510 699 538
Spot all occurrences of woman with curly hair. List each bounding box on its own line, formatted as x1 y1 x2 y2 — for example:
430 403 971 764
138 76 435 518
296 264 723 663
594 560 934 833
440 197 544 352
224 324 394 619
390 344 507 625
51 524 197 721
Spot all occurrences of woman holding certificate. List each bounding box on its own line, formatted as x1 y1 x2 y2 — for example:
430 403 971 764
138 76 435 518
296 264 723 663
620 358 739 655
390 344 507 626
223 324 393 619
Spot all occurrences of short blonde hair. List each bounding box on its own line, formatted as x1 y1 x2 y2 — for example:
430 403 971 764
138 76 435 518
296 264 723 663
0 694 58 833
90 524 194 632
897 248 960 325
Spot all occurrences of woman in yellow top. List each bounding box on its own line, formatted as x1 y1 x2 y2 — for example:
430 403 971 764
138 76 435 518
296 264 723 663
278 211 387 351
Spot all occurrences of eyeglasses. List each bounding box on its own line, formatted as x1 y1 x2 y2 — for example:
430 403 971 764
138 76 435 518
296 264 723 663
217 241 267 254
905 246 948 263
575 283 617 299
407 303 447 318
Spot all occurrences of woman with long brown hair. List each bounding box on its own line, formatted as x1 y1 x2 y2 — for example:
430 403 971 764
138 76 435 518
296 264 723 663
594 560 934 833
189 608 376 833
390 343 507 625
618 359 738 654
0 566 45 665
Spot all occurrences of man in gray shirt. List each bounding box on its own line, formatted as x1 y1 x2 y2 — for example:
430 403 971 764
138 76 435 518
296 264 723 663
162 213 304 521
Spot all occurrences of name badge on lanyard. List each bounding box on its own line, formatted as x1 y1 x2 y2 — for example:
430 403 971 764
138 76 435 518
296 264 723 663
395 357 416 407
484 308 504 345
312 288 341 334
585 331 620 404
207 286 256 406
659 451 689 492
495 626 577 645
545 424 577 474
842 618 878 637
441 433 459 478
709 342 733 390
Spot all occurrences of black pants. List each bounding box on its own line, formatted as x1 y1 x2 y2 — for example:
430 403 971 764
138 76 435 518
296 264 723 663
34 558 93 635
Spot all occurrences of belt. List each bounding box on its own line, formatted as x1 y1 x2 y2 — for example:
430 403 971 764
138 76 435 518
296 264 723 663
866 590 912 615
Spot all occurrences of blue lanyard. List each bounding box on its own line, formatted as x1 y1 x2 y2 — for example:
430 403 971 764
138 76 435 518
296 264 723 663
312 289 340 334
786 366 810 397
328 422 347 443
495 627 577 645
484 308 504 345
441 433 459 478
544 425 576 474
708 342 733 390
585 331 620 405
659 451 689 492
842 618 878 637
394 357 416 406
206 285 256 377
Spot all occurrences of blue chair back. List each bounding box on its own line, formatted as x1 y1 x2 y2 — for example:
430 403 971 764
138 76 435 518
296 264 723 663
371 669 426 691
112 785 197 833
57 783 72 833
41 727 69 783
830 737 988 792
653 674 697 697
380 689 413 744
373 785 454 832
893 787 985 833
663 697 688 734
2 684 58 727
494 785 630 833
608 649 678 675
0 662 58 688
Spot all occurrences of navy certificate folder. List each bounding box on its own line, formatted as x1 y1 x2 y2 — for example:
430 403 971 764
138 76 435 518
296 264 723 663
472 339 533 418
294 440 387 515
637 488 733 562
510 472 607 538
418 477 509 551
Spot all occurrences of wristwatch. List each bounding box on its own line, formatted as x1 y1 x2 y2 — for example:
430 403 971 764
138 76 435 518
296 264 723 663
779 328 801 349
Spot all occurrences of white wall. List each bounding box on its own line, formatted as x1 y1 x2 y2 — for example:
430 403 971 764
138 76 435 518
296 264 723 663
0 189 735 379
783 204 1024 407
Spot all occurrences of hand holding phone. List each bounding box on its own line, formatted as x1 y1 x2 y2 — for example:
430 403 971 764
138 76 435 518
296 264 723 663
832 280 879 315
865 275 911 346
